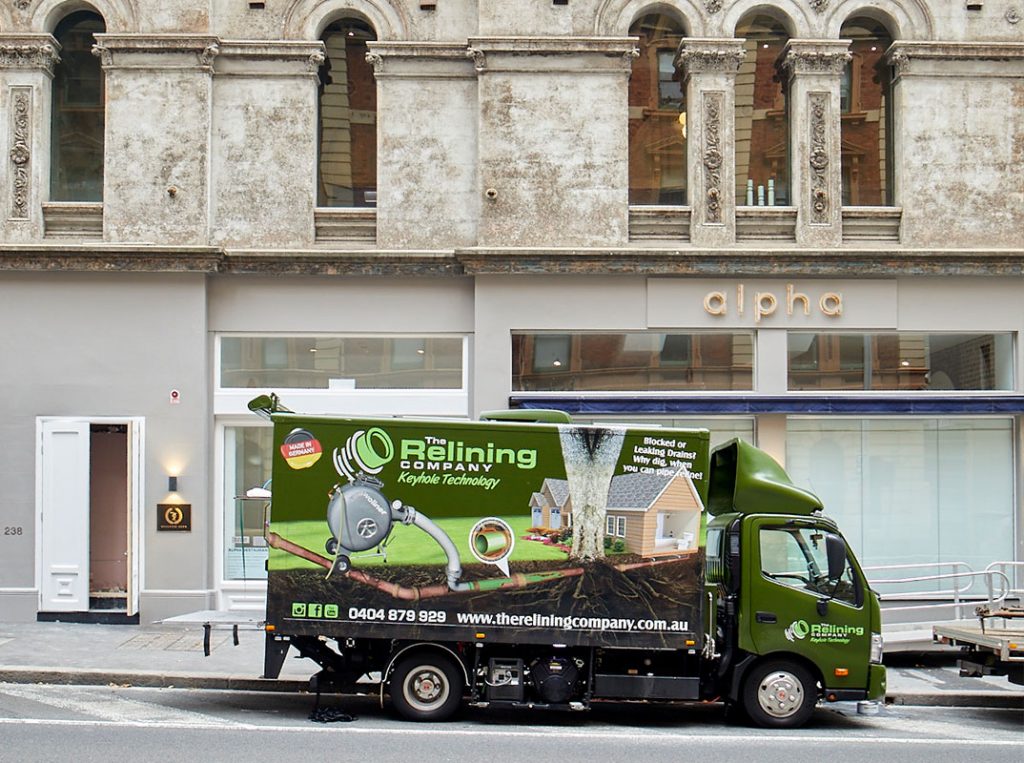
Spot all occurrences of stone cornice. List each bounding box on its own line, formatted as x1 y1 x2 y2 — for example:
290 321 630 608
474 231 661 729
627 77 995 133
781 40 853 77
887 41 1024 78
214 40 326 76
453 247 1024 277
3 246 1024 278
676 39 746 77
466 37 638 73
365 42 477 77
0 35 60 74
92 34 221 71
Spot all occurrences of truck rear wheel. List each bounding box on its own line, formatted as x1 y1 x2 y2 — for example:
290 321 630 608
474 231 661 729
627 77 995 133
741 660 817 728
389 654 463 722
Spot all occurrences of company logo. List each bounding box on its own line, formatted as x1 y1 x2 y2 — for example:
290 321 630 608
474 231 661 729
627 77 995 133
280 428 323 470
785 619 864 644
333 427 395 481
785 619 811 642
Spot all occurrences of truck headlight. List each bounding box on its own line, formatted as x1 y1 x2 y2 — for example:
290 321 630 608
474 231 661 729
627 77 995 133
870 633 884 664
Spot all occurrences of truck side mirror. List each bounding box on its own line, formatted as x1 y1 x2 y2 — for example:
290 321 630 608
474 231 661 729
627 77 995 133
825 533 847 580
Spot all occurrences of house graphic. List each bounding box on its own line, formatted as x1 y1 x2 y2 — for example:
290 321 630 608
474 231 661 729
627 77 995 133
529 469 703 557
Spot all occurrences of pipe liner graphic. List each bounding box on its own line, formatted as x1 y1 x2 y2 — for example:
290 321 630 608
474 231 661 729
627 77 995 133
334 427 394 482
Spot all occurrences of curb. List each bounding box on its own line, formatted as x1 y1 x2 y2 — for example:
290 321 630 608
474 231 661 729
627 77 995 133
0 667 308 693
3 667 1023 710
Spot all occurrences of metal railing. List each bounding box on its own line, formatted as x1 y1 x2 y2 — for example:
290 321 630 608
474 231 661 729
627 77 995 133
864 561 1020 620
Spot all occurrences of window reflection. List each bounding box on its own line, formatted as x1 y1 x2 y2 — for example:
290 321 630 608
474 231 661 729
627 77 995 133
840 19 893 206
788 333 1014 391
220 336 464 389
512 332 753 391
318 18 377 207
735 15 789 206
51 12 105 201
628 14 686 205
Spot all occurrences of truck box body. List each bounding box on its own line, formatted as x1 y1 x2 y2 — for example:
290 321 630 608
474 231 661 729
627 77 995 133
265 413 710 651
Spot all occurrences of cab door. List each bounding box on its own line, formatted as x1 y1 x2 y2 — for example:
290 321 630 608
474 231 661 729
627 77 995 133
742 517 871 690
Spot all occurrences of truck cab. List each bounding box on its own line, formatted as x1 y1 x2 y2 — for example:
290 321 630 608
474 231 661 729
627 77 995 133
705 440 886 726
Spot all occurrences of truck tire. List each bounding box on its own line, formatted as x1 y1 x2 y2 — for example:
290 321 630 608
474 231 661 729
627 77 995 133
741 659 817 728
389 654 463 722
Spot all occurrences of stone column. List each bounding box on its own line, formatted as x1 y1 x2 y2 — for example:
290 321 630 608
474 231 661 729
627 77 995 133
781 40 851 247
368 43 478 249
676 39 746 247
0 36 59 242
469 37 636 248
94 35 219 245
210 41 323 249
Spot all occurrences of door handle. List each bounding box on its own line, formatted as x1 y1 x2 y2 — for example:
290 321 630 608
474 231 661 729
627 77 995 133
755 611 777 624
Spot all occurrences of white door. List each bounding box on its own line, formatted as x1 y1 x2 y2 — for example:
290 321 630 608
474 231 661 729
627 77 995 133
39 420 91 611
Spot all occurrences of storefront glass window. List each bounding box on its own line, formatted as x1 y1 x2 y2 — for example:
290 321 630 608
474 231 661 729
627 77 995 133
735 14 789 206
220 336 465 390
788 333 1013 391
318 18 377 207
786 418 1015 588
628 13 686 205
223 426 273 581
840 18 893 206
512 332 753 392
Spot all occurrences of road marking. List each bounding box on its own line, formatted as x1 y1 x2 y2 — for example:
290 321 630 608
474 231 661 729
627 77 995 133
0 684 240 727
0 717 1020 746
904 669 946 686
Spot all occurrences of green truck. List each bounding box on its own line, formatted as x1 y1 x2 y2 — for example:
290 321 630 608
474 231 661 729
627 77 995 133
251 395 885 728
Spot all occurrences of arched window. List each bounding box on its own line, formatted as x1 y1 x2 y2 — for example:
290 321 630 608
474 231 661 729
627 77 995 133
734 15 789 207
628 13 686 205
50 11 105 202
839 18 893 206
318 18 377 207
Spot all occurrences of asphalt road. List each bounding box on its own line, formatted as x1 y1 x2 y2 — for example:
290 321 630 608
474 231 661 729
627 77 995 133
0 684 1020 763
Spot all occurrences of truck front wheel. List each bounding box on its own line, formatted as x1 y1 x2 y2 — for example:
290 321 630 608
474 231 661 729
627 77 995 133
741 660 817 728
389 654 463 722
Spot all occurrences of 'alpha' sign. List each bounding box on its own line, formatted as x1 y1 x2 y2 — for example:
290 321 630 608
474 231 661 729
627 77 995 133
703 284 842 322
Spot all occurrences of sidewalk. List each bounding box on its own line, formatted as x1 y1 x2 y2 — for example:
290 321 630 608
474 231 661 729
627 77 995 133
0 620 1021 709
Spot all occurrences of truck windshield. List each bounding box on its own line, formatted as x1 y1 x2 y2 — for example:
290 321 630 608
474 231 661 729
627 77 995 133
759 526 860 606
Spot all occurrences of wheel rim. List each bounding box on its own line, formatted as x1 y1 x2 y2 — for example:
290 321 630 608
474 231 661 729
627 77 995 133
756 670 805 719
403 665 450 712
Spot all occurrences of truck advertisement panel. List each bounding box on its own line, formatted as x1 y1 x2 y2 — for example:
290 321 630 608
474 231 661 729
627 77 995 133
265 414 710 649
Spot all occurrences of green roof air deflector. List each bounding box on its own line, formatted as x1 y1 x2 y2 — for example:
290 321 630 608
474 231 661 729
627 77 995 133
707 439 823 517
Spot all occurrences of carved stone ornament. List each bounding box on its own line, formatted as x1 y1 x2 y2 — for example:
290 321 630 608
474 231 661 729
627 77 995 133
1007 8 1022 24
887 49 910 78
91 44 112 67
810 0 829 12
199 43 220 67
622 47 640 69
702 92 724 224
704 1 722 14
677 45 746 76
9 88 31 220
0 43 60 73
808 93 830 224
15 1 32 11
784 48 852 76
363 51 383 73
466 48 486 72
308 50 326 72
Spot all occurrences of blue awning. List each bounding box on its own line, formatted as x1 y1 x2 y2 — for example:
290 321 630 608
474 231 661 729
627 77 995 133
510 395 1024 415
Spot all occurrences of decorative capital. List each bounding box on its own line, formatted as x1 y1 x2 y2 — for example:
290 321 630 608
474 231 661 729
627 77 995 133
308 50 326 72
676 39 747 76
0 41 60 73
886 49 910 78
466 47 486 72
782 42 852 77
91 43 112 67
364 51 384 73
199 43 220 67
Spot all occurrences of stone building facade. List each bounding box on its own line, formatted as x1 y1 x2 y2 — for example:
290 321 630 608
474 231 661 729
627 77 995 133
1 1 1021 623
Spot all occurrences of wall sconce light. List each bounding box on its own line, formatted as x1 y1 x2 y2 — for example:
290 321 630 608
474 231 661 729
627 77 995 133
168 476 179 492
